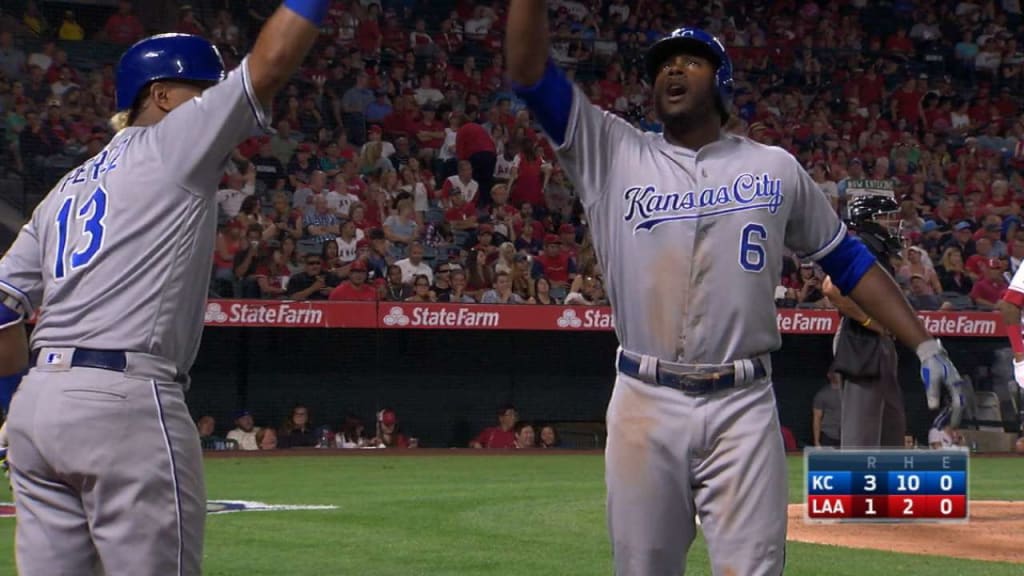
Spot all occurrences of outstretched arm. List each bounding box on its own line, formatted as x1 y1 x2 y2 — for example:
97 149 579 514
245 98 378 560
845 265 929 347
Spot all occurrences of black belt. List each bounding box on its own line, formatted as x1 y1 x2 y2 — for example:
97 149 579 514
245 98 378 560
617 351 766 395
30 348 127 373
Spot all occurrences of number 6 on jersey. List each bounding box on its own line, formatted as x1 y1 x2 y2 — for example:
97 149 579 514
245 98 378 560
55 186 108 279
739 223 767 272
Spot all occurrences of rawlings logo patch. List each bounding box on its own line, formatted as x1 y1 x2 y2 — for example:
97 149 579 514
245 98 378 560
0 500 337 518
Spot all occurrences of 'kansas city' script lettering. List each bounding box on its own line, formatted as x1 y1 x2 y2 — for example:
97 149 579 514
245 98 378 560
623 172 784 232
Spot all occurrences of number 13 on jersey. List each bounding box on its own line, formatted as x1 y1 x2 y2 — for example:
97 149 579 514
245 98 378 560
54 186 108 279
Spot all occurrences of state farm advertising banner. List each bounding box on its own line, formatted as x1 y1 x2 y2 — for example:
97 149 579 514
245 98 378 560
203 300 377 328
200 300 1004 338
378 303 615 331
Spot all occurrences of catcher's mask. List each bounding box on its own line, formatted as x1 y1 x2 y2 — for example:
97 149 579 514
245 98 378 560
845 194 903 262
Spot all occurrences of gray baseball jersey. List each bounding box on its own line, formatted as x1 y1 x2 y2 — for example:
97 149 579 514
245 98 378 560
548 83 845 576
556 84 845 365
3 58 270 576
0 57 270 376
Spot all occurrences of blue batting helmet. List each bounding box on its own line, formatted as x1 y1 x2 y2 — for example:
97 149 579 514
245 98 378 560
644 27 735 108
115 33 226 111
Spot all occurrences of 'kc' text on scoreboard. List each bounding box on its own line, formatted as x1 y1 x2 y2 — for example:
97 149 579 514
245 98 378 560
804 449 968 522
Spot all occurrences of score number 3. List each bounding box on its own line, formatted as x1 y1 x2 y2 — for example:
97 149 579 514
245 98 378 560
55 186 108 279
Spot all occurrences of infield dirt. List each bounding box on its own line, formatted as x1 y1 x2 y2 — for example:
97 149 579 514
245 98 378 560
786 501 1024 564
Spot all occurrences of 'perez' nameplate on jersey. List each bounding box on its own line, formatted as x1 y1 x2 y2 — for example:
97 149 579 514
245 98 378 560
803 448 969 523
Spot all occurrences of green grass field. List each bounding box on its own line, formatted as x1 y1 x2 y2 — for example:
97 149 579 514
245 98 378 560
0 453 1021 575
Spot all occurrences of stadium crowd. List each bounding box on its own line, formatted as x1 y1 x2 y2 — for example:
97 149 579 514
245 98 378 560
196 402 563 450
2 0 1024 311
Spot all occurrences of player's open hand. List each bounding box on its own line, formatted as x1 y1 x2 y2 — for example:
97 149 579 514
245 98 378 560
917 339 965 427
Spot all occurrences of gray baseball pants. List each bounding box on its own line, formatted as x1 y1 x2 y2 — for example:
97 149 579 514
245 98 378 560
604 354 788 575
840 336 906 448
6 347 204 575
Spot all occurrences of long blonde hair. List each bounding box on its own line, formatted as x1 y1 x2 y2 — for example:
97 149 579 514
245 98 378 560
109 110 131 133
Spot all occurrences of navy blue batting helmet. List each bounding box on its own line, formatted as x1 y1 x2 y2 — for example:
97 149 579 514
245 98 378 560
644 27 735 107
115 33 226 111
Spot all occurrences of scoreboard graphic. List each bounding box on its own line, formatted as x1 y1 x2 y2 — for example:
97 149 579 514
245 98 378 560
804 449 969 523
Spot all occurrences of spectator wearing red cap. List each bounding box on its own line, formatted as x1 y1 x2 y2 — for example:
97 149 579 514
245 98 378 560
557 223 579 260
469 404 519 449
474 223 498 254
454 113 498 206
532 234 577 293
971 258 1010 309
328 260 378 301
371 409 417 449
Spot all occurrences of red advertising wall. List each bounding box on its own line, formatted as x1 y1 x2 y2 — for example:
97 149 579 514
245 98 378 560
201 300 1004 338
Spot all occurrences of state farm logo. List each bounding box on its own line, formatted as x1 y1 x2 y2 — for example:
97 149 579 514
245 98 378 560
205 302 228 323
204 302 324 326
382 306 411 326
556 308 614 329
557 309 583 328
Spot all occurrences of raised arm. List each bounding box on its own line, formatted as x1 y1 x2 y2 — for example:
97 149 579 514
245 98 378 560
506 1 550 86
248 1 328 109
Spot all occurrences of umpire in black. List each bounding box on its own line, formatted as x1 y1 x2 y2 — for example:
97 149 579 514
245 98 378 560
822 195 907 448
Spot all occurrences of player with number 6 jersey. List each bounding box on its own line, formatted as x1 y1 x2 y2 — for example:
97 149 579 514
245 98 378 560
505 2 967 575
0 1 330 574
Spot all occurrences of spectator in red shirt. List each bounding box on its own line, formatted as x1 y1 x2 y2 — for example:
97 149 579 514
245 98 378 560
175 6 206 36
444 189 479 233
355 4 382 57
558 223 579 260
455 113 497 207
970 258 1009 309
103 0 144 45
469 404 519 449
414 105 445 161
510 138 548 210
532 234 577 291
328 260 378 301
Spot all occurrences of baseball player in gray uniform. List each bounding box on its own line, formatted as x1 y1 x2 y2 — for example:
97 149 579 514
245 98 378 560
505 5 966 575
0 2 327 573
